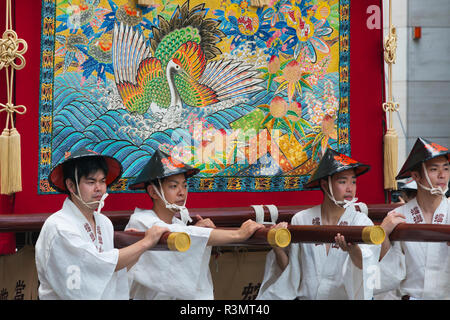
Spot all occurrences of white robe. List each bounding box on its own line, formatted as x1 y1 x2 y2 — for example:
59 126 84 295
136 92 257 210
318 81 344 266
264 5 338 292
125 208 213 300
376 197 450 299
257 205 381 300
35 198 129 300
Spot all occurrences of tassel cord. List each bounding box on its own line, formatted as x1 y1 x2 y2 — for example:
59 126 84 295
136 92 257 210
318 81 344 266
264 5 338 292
0 0 27 195
0 69 27 130
0 0 28 129
382 0 400 191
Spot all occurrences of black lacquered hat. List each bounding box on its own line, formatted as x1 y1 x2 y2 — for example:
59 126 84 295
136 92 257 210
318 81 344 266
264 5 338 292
48 147 122 193
129 149 200 190
396 137 450 180
304 148 370 189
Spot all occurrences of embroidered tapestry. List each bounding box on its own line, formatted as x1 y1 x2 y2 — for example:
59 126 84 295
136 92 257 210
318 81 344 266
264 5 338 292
38 0 351 193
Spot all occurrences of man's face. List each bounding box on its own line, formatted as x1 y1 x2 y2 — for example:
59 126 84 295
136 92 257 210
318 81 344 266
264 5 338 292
153 173 188 206
412 156 450 190
67 169 107 208
324 169 357 201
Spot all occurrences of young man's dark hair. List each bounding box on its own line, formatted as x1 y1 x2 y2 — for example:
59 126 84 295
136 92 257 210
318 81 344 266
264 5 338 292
62 157 109 195
48 148 122 194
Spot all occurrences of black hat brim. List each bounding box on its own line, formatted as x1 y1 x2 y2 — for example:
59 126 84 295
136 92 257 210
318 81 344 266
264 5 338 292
129 150 200 190
303 148 371 189
304 164 370 189
48 153 122 194
396 138 450 179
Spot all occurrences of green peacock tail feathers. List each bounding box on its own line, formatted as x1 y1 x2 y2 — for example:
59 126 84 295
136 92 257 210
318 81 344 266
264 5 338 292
154 27 201 67
151 1 225 67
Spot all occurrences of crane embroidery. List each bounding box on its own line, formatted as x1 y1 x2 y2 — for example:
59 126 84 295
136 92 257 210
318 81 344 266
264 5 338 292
112 1 264 124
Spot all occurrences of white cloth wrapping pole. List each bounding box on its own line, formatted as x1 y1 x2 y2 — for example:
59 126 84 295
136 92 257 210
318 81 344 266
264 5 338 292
265 205 279 224
251 204 279 225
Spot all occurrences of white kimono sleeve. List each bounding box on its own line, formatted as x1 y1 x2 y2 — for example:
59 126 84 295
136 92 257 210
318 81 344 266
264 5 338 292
340 212 382 300
342 242 381 300
44 229 119 299
257 244 302 300
127 218 213 299
375 242 406 295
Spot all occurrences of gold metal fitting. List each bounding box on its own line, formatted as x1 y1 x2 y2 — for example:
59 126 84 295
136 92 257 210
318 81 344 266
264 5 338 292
362 226 386 245
267 228 291 248
167 232 191 252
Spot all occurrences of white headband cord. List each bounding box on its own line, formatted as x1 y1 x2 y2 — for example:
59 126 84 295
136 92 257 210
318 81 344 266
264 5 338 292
416 162 448 196
71 166 109 215
152 179 192 225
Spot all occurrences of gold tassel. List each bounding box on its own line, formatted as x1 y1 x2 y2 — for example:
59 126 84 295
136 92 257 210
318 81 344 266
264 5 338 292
7 127 22 193
0 0 28 195
0 128 10 194
383 128 398 190
382 0 399 191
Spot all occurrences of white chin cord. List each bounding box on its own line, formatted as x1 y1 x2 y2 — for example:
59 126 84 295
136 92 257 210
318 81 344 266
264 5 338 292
152 179 192 225
71 167 109 215
416 162 449 196
325 176 368 214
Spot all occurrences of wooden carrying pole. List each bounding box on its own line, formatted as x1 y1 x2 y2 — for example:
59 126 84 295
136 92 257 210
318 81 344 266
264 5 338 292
114 231 191 252
389 224 450 242
288 225 386 245
0 203 403 232
184 203 400 226
0 213 449 243
288 224 450 244
217 227 291 248
114 227 291 250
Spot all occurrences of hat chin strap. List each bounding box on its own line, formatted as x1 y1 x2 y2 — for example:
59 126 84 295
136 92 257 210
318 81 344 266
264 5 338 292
325 176 359 209
71 167 109 215
416 162 449 197
152 179 192 226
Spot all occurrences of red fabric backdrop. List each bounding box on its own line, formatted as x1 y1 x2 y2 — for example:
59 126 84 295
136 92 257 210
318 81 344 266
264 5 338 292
0 0 386 253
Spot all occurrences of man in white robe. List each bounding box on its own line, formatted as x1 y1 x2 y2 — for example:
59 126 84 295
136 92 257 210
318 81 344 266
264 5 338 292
126 150 264 300
257 148 381 300
35 148 168 299
377 138 450 299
